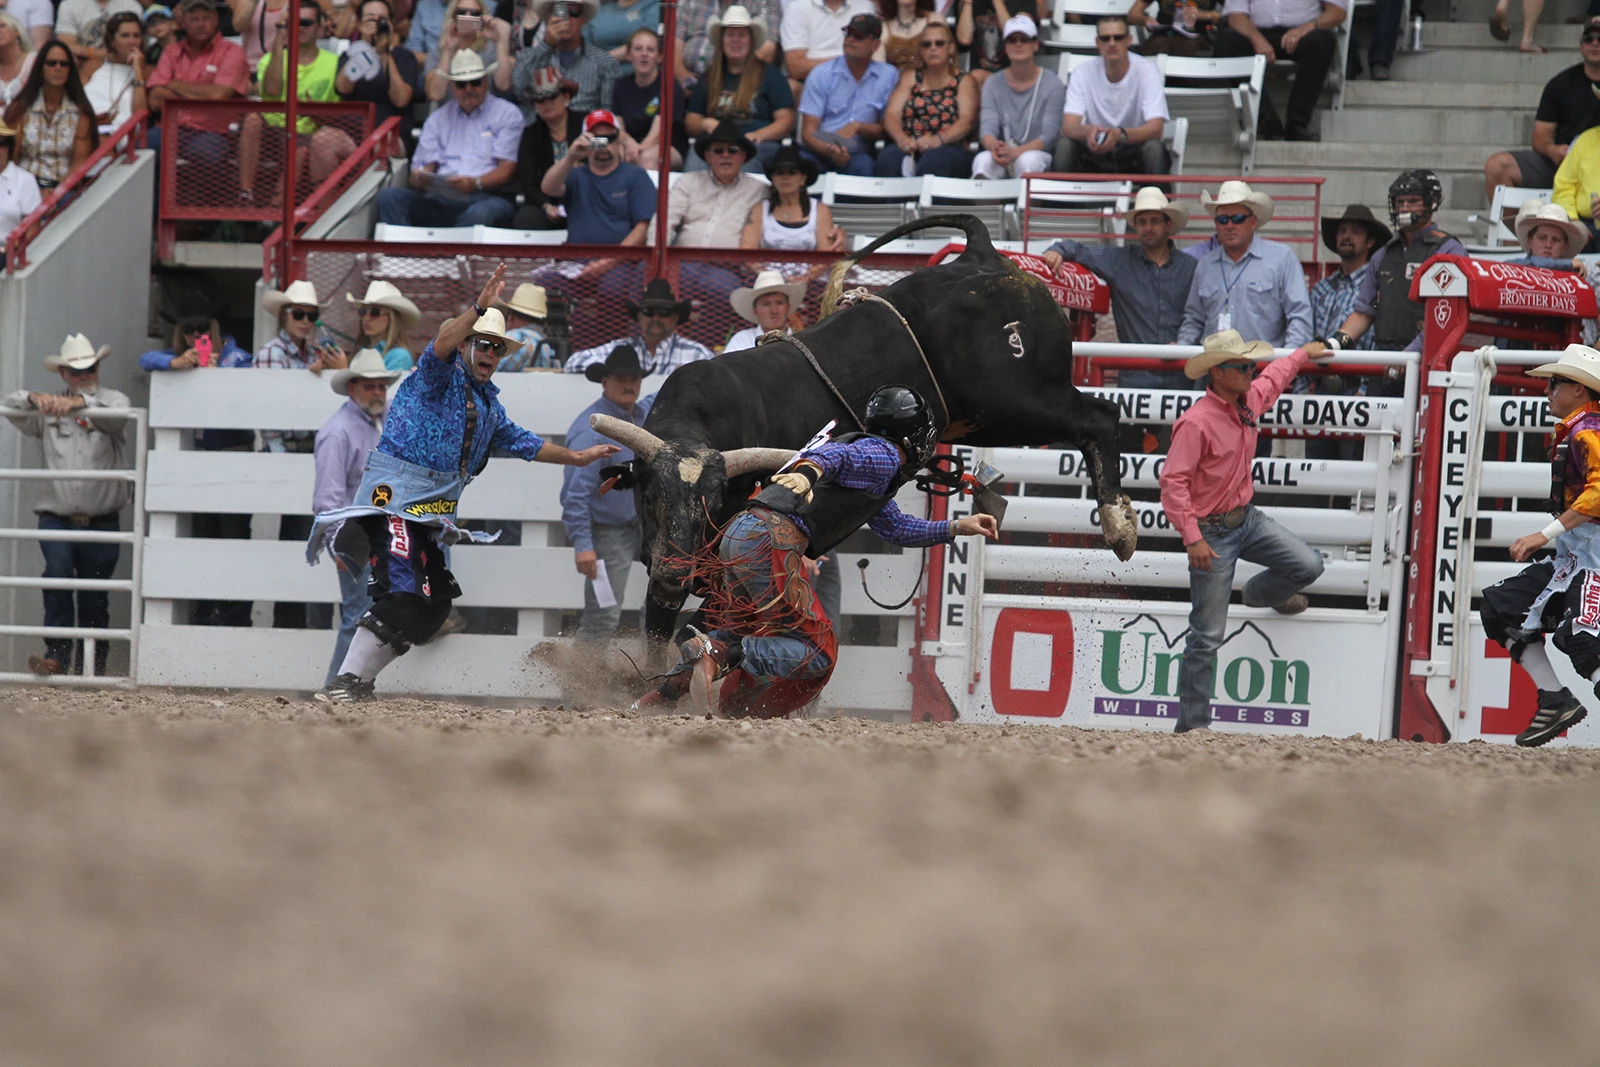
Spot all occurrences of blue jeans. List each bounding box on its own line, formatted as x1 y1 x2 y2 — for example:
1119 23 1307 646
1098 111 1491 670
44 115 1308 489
1176 506 1324 732
801 146 875 177
1368 0 1403 68
578 521 642 638
377 186 516 227
873 143 973 179
713 510 831 682
39 513 121 673
327 559 372 684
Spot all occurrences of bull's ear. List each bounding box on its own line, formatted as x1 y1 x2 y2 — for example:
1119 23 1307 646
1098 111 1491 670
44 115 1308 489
600 462 638 491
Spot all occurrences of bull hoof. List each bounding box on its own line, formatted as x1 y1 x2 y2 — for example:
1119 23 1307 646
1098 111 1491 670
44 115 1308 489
1101 496 1138 561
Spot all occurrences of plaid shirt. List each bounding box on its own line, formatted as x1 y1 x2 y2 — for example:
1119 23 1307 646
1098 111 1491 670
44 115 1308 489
677 0 782 76
253 330 318 452
511 39 621 118
1309 264 1375 350
498 325 561 372
796 435 952 547
564 333 714 377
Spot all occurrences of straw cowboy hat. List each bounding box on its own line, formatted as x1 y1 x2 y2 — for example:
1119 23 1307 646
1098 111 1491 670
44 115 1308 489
444 49 496 81
1513 196 1548 230
1529 343 1600 394
626 278 693 321
1123 186 1187 231
583 343 645 383
468 306 513 344
1320 203 1391 254
328 347 403 394
0 115 18 141
346 279 421 329
1185 328 1273 380
1199 180 1274 225
262 279 328 317
709 4 766 53
497 282 548 321
531 0 599 21
43 333 111 372
730 269 806 324
1516 203 1588 258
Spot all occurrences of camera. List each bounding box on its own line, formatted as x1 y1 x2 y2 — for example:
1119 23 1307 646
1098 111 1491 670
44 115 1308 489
376 16 390 32
589 134 613 148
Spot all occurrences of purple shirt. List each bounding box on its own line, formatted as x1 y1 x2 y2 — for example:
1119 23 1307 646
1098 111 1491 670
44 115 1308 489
413 94 523 178
794 435 953 547
313 397 383 516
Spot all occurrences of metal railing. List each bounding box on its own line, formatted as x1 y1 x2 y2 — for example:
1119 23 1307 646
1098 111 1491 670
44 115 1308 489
0 408 146 686
3 110 149 274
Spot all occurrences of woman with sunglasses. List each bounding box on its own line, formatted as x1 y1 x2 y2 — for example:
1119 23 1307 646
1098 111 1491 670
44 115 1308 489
874 0 933 70
685 5 791 173
348 279 421 370
424 0 512 100
740 142 843 252
1 39 97 192
79 12 147 130
511 64 584 228
874 20 974 178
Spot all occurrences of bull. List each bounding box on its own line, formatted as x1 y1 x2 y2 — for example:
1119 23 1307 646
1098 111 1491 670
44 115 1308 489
593 213 1136 644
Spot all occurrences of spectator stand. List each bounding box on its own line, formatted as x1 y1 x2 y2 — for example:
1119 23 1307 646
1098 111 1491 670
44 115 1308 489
1401 256 1599 745
905 343 1420 736
3 111 150 275
1156 54 1265 173
156 99 378 262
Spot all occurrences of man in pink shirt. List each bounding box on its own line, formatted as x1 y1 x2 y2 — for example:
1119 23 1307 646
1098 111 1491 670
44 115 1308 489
145 0 249 181
1159 329 1332 733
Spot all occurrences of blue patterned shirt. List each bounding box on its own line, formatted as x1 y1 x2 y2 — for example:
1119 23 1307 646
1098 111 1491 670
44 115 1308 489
1309 264 1375 350
795 435 952 547
377 341 546 474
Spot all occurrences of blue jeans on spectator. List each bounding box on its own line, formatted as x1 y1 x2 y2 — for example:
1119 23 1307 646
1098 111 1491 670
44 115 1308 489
327 559 372 684
579 521 642 638
377 186 516 227
39 513 121 673
1176 506 1324 732
873 143 973 179
1368 0 1403 68
801 145 876 177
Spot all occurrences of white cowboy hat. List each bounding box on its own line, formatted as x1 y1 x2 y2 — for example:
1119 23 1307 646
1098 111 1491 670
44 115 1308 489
1199 180 1274 225
1513 196 1548 229
468 306 513 344
730 270 806 324
346 279 421 329
497 282 548 320
1123 186 1188 231
43 333 111 372
262 279 328 318
444 49 496 81
1184 328 1273 380
1530 343 1600 395
329 347 403 394
1516 202 1588 258
531 0 598 21
709 5 766 53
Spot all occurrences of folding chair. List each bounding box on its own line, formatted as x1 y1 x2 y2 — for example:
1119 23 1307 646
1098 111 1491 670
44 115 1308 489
918 177 1022 240
1157 53 1267 173
1017 177 1134 243
472 226 570 245
822 173 926 240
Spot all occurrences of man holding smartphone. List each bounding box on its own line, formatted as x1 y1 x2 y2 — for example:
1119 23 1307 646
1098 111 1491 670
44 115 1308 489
511 0 620 117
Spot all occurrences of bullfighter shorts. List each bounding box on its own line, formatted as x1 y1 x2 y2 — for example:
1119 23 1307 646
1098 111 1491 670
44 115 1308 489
1480 560 1600 679
358 514 461 648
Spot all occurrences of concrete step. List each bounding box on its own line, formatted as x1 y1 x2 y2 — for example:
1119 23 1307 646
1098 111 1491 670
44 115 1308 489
1389 43 1575 82
1252 141 1496 213
1422 18 1578 48
1321 104 1533 144
1339 79 1541 109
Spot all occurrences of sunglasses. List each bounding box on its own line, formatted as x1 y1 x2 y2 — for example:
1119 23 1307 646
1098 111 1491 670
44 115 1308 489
182 323 210 334
1584 29 1600 41
1097 32 1128 42
640 307 676 317
455 77 485 87
471 337 507 355
919 37 950 47
42 58 71 68
299 15 318 25
1546 378 1577 393
1217 361 1256 373
844 29 877 38
707 144 743 155
530 91 562 102
1214 212 1252 225
457 7 483 14
63 366 98 377
360 306 389 317
288 308 317 321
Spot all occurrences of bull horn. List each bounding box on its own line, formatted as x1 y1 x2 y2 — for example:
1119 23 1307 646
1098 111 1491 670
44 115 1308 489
590 413 664 460
722 447 797 478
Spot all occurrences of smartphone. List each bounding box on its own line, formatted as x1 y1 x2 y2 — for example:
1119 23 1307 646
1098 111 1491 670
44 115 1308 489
1093 129 1108 147
194 333 213 367
456 13 482 33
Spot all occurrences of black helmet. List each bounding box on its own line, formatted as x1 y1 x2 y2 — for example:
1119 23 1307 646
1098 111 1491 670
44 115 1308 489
864 385 939 468
1387 169 1443 230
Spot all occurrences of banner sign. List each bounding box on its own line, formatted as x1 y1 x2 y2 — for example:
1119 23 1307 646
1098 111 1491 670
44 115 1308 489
1410 254 1599 319
1004 252 1110 314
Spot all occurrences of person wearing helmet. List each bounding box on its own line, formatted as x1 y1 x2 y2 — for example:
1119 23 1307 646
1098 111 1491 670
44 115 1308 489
1327 169 1465 368
632 385 999 718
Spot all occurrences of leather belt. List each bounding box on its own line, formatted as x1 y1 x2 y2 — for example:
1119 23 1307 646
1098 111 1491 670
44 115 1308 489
1197 506 1248 529
42 511 118 528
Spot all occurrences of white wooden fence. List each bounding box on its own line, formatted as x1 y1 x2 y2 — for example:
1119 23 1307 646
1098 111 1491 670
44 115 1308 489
140 370 920 708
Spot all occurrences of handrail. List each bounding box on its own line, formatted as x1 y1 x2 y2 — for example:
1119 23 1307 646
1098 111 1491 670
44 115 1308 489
3 109 148 274
262 115 401 282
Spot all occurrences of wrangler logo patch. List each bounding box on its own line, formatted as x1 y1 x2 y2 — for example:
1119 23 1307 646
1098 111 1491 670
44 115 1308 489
371 483 393 507
403 498 457 517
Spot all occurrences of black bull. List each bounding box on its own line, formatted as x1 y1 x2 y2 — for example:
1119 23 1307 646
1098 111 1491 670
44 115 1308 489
593 214 1137 645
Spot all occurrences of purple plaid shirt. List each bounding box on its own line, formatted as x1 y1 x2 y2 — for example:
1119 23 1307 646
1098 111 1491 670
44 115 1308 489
793 435 952 547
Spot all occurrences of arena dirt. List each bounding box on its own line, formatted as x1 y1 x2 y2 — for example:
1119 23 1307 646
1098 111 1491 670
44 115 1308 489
2 687 1598 1067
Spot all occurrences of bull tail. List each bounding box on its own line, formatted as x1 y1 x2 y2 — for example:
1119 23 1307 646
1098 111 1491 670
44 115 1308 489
819 213 997 318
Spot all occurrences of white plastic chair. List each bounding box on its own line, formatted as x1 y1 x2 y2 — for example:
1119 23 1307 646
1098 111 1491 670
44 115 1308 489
918 177 1023 240
472 226 570 245
822 173 926 238
373 223 479 242
1156 53 1267 174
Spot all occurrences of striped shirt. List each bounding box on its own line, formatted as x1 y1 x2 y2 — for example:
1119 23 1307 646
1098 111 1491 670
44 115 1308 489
1044 238 1195 345
253 329 318 453
795 435 952 547
1309 264 1375 350
511 39 621 118
564 332 714 376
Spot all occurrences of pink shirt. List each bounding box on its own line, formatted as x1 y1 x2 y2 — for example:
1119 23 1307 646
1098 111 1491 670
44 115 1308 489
1160 347 1310 545
148 33 250 130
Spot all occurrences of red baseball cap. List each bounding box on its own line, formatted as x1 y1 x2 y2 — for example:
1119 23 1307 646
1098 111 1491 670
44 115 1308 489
584 109 621 133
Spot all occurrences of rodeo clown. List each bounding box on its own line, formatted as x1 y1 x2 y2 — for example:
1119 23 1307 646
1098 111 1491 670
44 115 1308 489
632 385 998 717
306 264 619 703
1478 344 1600 747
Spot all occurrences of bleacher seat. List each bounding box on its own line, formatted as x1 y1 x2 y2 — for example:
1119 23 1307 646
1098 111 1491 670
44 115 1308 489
823 174 924 236
1471 186 1553 252
472 226 570 245
1017 178 1133 242
1156 53 1266 173
1039 22 1101 54
919 177 1021 239
373 224 478 243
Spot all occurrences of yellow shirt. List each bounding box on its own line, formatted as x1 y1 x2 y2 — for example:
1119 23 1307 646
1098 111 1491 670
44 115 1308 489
1552 126 1600 221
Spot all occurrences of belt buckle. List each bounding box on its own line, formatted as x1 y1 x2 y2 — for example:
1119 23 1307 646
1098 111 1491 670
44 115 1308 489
1222 507 1246 529
69 514 92 528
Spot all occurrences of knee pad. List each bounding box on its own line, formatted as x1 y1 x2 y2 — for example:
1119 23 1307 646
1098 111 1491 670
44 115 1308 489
1553 622 1600 680
357 611 413 654
362 593 453 651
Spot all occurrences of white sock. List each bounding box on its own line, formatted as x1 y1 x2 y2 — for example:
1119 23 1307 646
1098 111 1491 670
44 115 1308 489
1589 665 1600 685
338 626 401 682
1517 643 1561 690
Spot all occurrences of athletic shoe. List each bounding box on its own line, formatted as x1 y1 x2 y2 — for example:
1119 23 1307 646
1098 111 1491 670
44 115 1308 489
1516 689 1588 747
314 673 375 704
27 655 64 676
1272 594 1309 615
